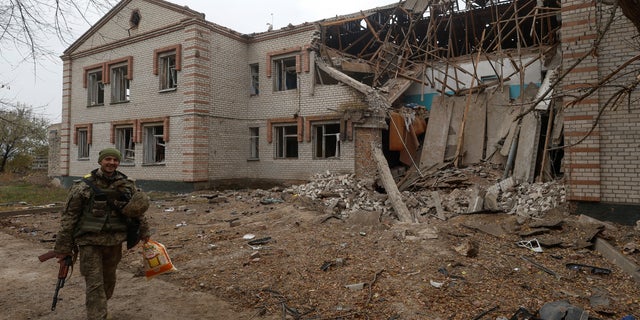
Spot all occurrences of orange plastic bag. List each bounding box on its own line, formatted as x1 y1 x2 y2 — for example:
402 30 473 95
142 239 177 279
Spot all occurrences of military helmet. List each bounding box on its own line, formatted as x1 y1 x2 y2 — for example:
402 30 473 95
122 191 150 217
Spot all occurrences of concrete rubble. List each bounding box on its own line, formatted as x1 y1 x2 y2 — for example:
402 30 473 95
283 166 567 222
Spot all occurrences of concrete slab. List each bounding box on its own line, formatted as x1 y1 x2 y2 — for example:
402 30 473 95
486 88 511 165
462 93 487 165
513 111 541 183
420 97 452 168
445 96 466 160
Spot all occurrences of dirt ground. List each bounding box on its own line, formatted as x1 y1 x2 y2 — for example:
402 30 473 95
2 172 640 319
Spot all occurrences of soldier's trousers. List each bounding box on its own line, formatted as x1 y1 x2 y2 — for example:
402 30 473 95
79 244 122 320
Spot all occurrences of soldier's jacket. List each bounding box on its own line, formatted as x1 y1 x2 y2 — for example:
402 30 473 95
54 168 150 253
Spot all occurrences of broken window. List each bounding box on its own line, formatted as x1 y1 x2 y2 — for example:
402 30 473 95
273 56 297 91
87 69 104 106
159 53 177 91
313 123 341 159
144 124 165 164
77 128 90 159
115 126 135 163
275 125 298 158
249 127 259 159
250 63 259 95
111 64 130 103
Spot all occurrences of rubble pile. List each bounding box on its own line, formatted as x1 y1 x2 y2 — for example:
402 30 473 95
505 181 567 218
283 167 567 221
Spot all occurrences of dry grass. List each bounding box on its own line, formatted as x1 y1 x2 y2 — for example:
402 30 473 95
0 171 68 208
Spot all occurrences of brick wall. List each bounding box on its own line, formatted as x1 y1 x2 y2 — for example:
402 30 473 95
561 0 640 203
58 0 376 189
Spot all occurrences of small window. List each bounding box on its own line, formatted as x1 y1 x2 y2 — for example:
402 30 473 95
249 127 259 159
250 63 259 95
144 124 165 164
111 64 130 103
159 53 177 90
273 56 297 91
87 69 104 106
77 128 90 159
275 125 298 158
130 10 141 29
313 123 340 159
115 126 135 163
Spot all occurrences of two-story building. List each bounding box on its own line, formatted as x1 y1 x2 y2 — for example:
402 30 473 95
53 0 640 215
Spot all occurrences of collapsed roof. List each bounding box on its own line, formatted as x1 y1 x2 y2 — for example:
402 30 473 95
314 0 561 104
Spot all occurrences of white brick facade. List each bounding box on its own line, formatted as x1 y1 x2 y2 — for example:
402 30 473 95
58 0 369 191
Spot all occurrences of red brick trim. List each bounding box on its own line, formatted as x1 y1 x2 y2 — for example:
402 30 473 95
564 115 594 121
304 115 341 142
562 34 597 43
566 147 599 153
73 124 93 145
266 117 301 143
563 98 598 107
562 18 596 28
103 56 133 85
139 117 170 142
109 120 137 144
565 163 600 169
83 63 106 88
266 46 307 78
568 179 601 185
567 195 600 202
564 131 599 137
153 44 182 75
561 2 595 12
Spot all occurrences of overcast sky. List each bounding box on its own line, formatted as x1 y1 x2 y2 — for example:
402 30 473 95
0 0 397 123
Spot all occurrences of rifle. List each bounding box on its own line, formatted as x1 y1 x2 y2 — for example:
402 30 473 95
39 251 73 311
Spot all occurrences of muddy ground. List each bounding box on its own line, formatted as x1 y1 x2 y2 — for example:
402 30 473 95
2 174 640 319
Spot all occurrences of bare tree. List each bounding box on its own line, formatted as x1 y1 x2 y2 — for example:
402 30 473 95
0 0 116 102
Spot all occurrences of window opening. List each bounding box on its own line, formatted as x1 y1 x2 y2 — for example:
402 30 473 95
275 125 298 158
115 126 135 163
159 53 177 90
250 64 259 95
87 70 104 106
314 123 340 159
144 125 165 164
111 64 130 103
273 56 297 91
130 10 141 28
249 127 259 159
77 128 90 159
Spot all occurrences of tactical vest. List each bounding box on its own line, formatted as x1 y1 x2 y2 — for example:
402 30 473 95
74 173 129 237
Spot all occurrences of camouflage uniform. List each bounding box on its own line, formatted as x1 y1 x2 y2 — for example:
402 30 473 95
54 168 150 320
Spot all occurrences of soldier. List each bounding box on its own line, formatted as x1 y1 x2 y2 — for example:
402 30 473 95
53 147 151 319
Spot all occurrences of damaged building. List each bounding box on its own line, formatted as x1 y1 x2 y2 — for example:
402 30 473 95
51 0 640 212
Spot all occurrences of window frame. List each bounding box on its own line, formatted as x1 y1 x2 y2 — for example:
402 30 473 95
110 63 130 103
87 69 104 106
115 126 135 164
274 124 298 159
159 52 178 91
249 127 259 160
273 56 298 92
77 128 90 159
312 122 341 159
143 123 166 164
250 63 259 95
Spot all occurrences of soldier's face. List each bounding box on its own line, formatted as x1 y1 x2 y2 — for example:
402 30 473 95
99 156 120 176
